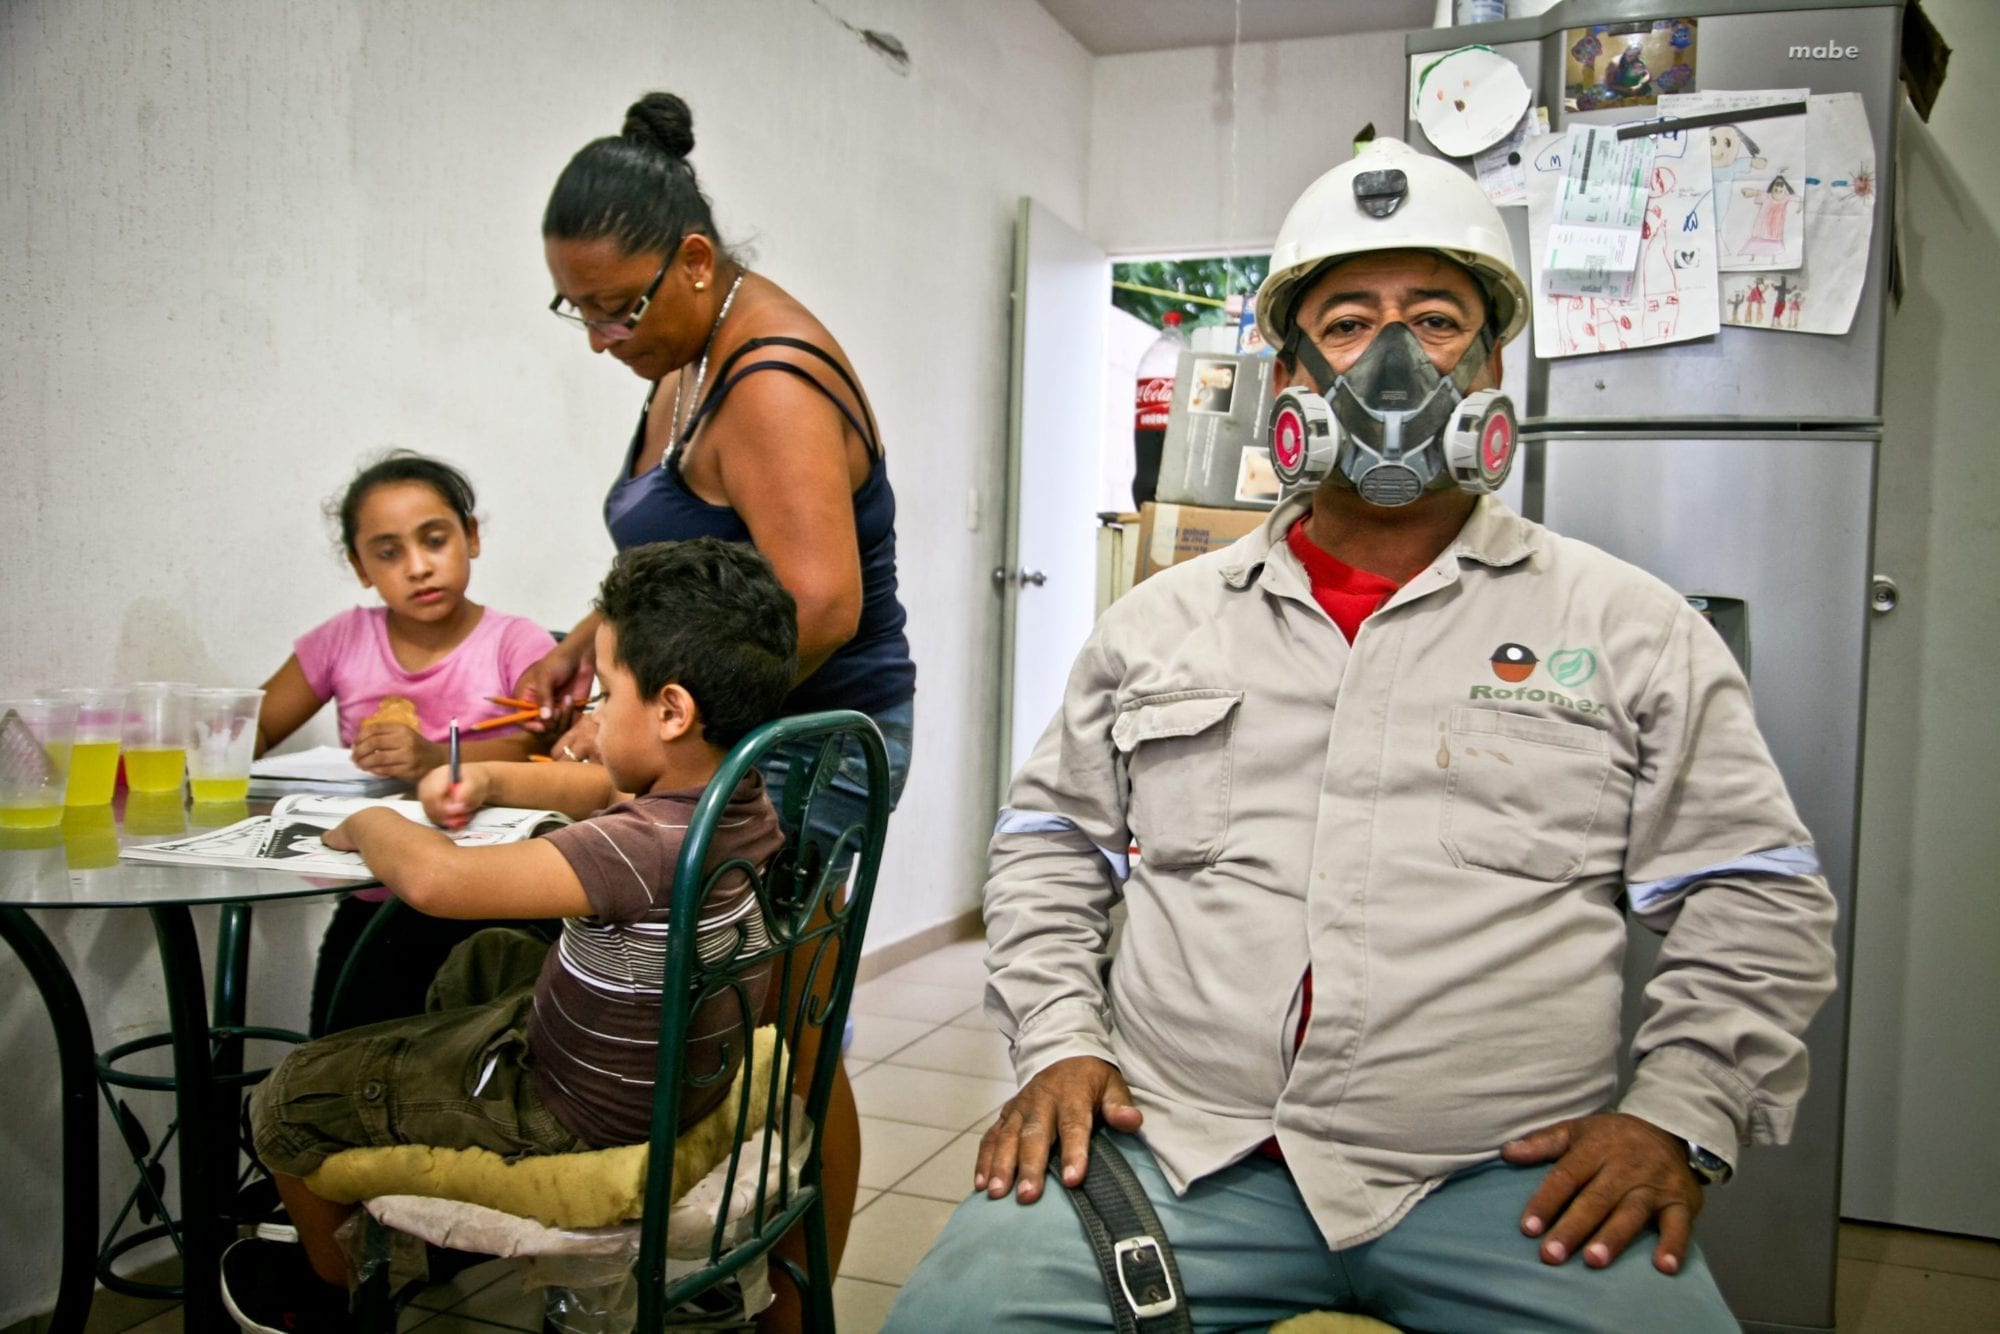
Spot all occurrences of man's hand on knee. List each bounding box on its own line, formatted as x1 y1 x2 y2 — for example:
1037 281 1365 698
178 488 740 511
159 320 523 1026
1501 1113 1703 1275
974 1056 1143 1204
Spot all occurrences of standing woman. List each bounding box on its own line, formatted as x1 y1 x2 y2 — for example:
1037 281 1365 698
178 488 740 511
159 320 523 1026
519 91 917 1315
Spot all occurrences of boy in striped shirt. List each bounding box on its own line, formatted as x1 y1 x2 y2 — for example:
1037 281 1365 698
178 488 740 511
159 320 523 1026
231 538 793 1320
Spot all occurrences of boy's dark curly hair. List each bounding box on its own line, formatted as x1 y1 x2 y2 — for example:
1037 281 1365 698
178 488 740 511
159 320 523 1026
595 538 797 747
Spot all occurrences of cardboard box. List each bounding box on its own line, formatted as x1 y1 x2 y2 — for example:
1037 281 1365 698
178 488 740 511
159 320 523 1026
1133 502 1269 585
1156 349 1281 511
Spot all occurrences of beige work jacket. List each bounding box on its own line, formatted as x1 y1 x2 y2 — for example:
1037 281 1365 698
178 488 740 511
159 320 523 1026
985 492 1836 1250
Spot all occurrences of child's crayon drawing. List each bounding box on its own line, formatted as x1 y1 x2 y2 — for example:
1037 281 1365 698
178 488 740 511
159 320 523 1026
1526 125 1720 359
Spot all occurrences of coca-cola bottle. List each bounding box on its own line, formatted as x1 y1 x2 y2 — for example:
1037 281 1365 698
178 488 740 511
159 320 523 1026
1131 310 1186 507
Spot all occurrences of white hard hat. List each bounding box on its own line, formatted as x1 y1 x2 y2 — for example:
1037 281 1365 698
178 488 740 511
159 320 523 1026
1256 138 1528 350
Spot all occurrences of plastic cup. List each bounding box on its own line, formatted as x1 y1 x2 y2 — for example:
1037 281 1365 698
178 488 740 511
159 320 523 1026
41 687 128 806
123 682 193 793
185 688 265 804
0 697 77 830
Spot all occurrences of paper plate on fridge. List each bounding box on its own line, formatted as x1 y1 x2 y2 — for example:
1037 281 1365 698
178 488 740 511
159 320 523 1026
1416 45 1532 159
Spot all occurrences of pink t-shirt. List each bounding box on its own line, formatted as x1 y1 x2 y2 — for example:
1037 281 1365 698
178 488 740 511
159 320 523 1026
294 605 558 745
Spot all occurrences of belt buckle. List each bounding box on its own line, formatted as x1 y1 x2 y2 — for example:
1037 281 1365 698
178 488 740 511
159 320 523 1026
1112 1235 1178 1319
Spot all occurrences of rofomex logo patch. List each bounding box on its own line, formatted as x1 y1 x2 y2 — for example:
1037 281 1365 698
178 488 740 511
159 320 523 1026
1473 644 1606 714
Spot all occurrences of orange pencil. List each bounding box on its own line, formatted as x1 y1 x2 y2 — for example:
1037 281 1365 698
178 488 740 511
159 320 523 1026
487 695 538 711
469 707 539 732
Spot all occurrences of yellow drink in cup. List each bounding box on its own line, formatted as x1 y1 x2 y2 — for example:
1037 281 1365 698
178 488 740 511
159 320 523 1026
0 697 76 827
124 746 188 792
190 776 250 803
122 683 193 795
185 688 264 809
67 742 122 804
42 687 129 806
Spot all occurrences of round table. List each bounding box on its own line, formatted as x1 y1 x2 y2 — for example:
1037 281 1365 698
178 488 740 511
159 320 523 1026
0 796 373 1333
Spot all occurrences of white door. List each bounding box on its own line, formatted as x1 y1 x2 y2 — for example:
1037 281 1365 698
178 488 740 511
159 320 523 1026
996 198 1108 801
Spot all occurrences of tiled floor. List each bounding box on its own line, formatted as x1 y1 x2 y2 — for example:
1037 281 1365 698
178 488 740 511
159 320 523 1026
48 933 2000 1332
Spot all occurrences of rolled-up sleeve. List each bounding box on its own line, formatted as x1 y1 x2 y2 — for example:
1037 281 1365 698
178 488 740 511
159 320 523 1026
984 629 1133 1086
1616 604 1838 1161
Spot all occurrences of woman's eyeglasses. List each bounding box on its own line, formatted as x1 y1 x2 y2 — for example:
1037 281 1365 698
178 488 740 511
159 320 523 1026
549 258 669 341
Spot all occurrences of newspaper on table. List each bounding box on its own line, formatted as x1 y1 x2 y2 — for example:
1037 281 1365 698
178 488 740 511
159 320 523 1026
1527 121 1721 359
119 794 570 877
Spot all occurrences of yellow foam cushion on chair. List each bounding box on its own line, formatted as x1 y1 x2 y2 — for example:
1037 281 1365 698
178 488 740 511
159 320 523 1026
305 1026 780 1229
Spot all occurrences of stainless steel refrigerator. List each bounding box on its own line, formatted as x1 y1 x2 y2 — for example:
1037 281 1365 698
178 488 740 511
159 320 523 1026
1407 3 1901 1330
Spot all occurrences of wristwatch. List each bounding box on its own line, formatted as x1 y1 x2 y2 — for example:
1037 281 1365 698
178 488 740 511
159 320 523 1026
1685 1139 1733 1186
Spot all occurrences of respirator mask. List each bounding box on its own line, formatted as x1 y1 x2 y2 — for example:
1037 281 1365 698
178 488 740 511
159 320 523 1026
1268 320 1516 507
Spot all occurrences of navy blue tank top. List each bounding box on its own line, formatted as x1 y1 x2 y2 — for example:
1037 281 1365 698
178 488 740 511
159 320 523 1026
604 336 916 717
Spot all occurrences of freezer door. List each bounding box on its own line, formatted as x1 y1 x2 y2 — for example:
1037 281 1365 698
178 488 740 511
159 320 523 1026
1529 430 1875 1333
1410 2 1901 425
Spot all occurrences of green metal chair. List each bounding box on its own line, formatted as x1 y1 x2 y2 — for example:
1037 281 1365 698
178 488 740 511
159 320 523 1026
348 709 891 1330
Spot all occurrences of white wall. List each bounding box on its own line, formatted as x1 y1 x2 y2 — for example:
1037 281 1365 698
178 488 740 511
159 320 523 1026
1087 29 1409 255
1843 0 2000 1239
0 0 1088 1316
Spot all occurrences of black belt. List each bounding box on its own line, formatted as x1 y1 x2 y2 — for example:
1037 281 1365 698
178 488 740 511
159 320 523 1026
1062 1128 1191 1334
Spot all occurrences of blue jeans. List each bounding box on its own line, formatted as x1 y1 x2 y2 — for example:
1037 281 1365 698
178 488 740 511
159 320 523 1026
755 698 913 853
756 700 911 1047
886 1138 1737 1333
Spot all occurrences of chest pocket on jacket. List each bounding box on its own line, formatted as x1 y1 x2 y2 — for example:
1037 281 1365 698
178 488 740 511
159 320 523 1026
1440 706 1611 882
1113 691 1241 869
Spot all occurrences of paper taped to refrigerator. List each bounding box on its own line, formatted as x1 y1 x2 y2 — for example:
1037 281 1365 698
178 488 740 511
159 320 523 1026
1526 123 1720 359
1662 92 1876 336
1543 126 1654 299
1656 88 1809 272
1475 106 1548 208
1415 46 1533 158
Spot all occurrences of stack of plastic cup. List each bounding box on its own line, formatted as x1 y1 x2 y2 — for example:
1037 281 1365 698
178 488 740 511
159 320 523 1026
0 697 77 831
123 683 193 794
41 687 128 806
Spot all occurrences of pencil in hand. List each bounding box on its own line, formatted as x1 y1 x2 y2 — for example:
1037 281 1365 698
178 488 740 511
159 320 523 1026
469 707 540 732
444 717 468 829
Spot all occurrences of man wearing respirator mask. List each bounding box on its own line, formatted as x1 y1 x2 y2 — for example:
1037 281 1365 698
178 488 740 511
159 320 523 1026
890 140 1833 1333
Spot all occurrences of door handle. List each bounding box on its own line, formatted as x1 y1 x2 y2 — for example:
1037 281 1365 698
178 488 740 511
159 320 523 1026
991 568 1050 588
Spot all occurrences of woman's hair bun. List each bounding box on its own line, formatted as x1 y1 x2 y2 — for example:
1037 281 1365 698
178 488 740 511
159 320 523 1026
622 92 695 160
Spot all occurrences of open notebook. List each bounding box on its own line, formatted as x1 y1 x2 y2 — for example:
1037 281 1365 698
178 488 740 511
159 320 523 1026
119 794 570 878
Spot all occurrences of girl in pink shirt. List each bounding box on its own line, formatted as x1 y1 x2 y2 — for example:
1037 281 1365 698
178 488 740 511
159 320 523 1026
254 452 556 777
253 452 560 1032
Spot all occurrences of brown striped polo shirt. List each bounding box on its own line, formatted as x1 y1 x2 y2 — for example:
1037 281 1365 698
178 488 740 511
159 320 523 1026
527 771 783 1148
